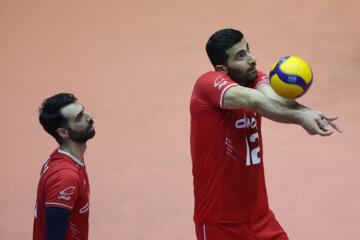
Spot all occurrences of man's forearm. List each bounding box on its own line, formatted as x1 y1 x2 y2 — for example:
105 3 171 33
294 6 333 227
251 95 305 124
280 98 308 110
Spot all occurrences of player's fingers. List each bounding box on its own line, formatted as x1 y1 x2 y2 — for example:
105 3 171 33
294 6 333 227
320 113 338 121
320 119 330 131
316 118 330 131
328 121 343 133
316 127 334 136
306 122 332 136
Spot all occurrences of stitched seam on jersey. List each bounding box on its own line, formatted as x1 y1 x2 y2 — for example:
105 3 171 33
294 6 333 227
58 148 84 166
45 202 73 210
220 83 237 108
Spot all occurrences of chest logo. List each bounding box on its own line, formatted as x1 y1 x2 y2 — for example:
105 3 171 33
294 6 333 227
235 114 258 129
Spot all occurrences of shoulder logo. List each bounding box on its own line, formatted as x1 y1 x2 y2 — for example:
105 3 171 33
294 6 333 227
214 76 227 90
58 186 76 201
260 75 269 81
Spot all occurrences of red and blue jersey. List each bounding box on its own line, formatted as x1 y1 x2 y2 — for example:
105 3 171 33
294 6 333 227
33 148 90 240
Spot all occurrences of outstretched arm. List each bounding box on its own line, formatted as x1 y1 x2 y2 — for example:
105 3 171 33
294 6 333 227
256 83 307 109
223 84 342 136
257 83 343 133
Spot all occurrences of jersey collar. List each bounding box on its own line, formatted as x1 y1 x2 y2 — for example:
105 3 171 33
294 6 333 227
57 148 84 167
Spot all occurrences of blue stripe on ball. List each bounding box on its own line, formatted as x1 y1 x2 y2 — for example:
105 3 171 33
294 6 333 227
269 56 289 80
270 56 312 94
297 74 313 98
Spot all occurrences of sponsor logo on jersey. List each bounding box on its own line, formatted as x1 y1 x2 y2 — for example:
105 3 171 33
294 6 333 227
235 113 258 129
214 76 227 90
58 186 76 200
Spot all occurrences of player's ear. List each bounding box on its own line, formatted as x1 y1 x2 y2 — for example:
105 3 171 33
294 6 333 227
215 65 228 74
57 128 69 139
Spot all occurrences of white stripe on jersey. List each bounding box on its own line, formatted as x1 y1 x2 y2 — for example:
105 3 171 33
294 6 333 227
45 202 73 210
255 80 269 89
40 157 51 178
203 224 206 240
220 84 237 108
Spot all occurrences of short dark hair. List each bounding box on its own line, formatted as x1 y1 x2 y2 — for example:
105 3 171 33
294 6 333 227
206 28 244 67
39 93 77 144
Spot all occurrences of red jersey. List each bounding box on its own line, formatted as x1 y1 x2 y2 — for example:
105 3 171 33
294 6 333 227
190 70 270 224
33 148 90 240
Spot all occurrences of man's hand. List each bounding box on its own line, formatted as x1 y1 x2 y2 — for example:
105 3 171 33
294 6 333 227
299 109 343 136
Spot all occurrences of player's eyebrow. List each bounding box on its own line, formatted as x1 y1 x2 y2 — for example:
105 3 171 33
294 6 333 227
75 105 84 120
234 49 246 58
234 43 250 58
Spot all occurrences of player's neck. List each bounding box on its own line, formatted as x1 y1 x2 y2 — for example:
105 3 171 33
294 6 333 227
59 141 87 162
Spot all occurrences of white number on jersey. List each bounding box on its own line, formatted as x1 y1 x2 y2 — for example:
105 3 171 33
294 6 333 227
246 133 261 165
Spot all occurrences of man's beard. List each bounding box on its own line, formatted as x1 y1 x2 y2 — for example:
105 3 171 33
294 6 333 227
67 120 95 143
227 64 258 86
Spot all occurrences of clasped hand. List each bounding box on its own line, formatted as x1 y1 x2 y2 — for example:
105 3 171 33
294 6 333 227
300 109 342 136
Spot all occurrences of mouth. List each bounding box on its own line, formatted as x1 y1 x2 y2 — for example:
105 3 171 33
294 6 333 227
248 66 257 73
87 121 95 132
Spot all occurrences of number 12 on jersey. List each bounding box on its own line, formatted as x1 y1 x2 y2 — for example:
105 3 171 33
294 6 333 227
246 132 261 166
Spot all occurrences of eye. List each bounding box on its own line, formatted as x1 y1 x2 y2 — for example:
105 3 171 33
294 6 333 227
75 113 83 122
237 54 245 60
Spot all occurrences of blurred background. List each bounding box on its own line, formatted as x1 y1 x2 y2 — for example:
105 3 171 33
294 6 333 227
0 0 359 239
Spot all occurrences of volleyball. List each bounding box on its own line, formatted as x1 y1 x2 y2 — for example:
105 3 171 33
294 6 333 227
269 56 313 99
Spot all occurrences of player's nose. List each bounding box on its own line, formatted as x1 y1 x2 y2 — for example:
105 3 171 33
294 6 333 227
84 112 93 121
248 53 256 64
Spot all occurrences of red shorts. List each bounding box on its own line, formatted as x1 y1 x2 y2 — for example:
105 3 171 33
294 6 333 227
195 210 289 240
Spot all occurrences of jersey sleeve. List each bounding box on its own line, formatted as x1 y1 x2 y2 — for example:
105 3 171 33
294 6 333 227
250 70 270 89
195 72 238 109
44 169 80 211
